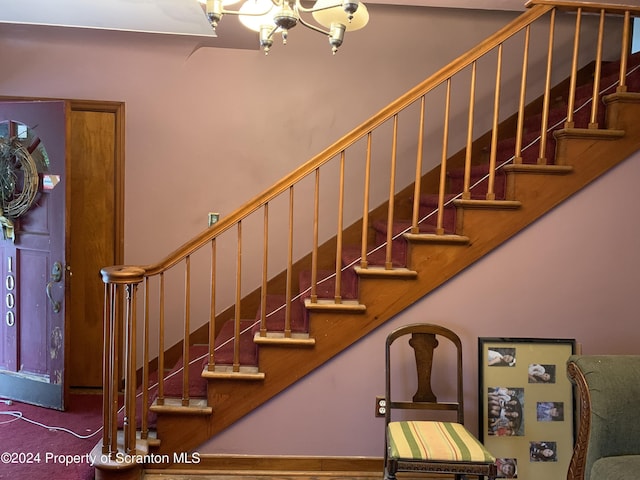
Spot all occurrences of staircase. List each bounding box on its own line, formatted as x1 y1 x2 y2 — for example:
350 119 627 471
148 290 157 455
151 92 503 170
95 2 640 478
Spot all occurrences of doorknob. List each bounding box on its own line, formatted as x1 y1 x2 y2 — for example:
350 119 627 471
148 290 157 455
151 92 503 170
46 261 62 313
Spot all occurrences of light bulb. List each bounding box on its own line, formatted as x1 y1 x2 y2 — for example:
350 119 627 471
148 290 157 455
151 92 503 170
312 0 369 31
239 0 276 32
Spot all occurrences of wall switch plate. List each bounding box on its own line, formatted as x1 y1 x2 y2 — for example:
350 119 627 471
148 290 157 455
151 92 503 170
208 212 220 227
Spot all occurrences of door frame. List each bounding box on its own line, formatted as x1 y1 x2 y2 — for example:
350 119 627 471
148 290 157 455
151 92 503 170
0 96 125 406
66 100 125 392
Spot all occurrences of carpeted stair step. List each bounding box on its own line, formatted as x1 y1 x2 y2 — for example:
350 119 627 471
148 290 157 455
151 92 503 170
570 64 640 127
522 101 569 135
624 62 640 90
120 344 210 430
210 319 259 367
370 218 452 266
447 163 508 199
493 129 557 166
418 193 458 232
164 344 209 398
253 294 308 334
341 243 408 270
600 51 640 78
298 268 359 301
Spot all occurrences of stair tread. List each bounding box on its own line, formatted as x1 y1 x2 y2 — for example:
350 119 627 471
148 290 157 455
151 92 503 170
503 164 573 174
304 298 366 312
554 127 626 139
453 198 522 209
150 397 211 415
404 232 470 244
354 265 418 278
253 331 316 346
201 365 265 380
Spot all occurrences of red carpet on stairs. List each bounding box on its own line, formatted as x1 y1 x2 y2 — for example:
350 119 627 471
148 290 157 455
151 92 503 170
0 393 102 480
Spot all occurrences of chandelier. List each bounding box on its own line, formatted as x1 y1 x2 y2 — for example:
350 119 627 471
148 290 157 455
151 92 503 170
201 0 369 55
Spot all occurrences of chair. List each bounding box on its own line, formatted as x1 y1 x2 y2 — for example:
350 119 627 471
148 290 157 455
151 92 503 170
567 355 640 480
384 323 497 480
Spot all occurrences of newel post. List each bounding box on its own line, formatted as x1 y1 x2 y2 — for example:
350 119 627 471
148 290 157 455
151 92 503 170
100 265 145 459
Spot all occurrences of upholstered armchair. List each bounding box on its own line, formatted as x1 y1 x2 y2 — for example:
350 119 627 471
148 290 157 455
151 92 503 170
566 355 640 480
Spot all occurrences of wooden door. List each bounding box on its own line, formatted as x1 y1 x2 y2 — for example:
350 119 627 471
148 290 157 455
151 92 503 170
0 101 68 409
0 99 123 408
67 104 123 388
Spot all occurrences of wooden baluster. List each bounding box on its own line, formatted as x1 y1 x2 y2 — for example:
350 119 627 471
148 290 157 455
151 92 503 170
207 237 218 366
124 282 137 453
208 239 217 369
514 25 531 163
617 11 631 93
234 223 242 372
101 281 114 456
286 187 294 332
437 79 451 230
487 44 502 195
589 10 606 129
411 97 426 233
463 63 476 196
360 134 373 266
565 8 582 129
311 170 320 302
335 151 345 299
141 278 149 439
157 272 165 403
259 204 268 337
385 116 398 269
109 284 119 456
182 256 191 405
538 9 556 164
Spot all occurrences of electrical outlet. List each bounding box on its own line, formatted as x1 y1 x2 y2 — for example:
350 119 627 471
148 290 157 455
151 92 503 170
208 212 220 227
375 396 387 417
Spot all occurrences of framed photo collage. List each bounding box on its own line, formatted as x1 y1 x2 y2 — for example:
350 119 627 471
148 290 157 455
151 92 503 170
478 338 576 479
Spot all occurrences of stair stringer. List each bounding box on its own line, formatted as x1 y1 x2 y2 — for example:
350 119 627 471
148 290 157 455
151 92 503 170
150 95 640 457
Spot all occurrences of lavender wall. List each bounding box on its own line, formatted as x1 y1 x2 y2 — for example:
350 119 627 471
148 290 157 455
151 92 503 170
0 2 636 458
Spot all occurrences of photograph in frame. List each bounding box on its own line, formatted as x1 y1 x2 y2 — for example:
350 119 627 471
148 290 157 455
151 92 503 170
478 337 576 479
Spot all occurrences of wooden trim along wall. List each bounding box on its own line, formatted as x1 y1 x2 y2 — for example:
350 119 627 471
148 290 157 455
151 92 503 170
144 455 456 480
146 455 383 476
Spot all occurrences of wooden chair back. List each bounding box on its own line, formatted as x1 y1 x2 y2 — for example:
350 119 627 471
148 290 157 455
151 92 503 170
385 323 464 425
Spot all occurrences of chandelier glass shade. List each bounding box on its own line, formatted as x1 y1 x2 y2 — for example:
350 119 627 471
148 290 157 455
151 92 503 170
202 0 369 54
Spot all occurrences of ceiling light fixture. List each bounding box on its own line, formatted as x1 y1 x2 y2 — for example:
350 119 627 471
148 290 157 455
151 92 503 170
201 0 369 55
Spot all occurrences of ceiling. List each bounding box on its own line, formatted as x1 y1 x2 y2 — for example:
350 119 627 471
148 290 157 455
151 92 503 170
0 0 529 49
368 0 526 9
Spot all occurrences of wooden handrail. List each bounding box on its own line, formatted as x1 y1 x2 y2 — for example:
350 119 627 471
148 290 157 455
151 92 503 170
527 0 640 15
139 4 555 277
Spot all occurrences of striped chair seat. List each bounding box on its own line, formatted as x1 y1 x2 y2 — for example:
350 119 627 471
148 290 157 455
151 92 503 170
388 420 495 463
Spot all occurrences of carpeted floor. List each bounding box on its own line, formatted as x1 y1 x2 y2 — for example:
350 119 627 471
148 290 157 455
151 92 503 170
0 392 102 480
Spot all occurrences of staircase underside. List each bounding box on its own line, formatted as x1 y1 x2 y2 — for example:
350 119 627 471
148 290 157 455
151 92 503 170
149 94 640 456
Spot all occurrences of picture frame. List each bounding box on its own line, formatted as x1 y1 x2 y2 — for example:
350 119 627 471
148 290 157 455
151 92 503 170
478 337 577 479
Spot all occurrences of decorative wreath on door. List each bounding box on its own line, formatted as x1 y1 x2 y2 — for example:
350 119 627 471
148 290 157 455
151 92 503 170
0 137 40 240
